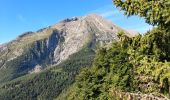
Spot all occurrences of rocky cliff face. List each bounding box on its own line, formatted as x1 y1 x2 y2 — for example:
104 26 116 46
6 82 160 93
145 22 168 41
52 14 120 63
0 14 137 83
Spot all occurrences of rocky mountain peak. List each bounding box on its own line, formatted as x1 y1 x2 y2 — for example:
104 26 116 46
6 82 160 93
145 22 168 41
61 17 79 23
0 14 138 83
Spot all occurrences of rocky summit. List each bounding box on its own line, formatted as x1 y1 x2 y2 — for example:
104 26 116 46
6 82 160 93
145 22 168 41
0 14 137 83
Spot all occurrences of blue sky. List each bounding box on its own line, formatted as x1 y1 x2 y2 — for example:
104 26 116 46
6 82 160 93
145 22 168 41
0 0 152 44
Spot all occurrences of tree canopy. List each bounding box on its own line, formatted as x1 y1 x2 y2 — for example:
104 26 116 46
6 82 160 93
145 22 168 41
59 0 170 99
113 0 170 29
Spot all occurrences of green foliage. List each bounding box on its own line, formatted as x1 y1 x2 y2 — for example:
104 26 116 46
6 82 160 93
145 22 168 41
62 40 136 99
0 48 95 100
113 0 170 29
65 26 170 99
1 1 170 99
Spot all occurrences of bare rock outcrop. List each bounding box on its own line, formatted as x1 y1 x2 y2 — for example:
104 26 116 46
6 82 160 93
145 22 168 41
0 14 137 83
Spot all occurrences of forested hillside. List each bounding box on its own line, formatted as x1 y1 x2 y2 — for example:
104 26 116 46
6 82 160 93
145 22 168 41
60 0 170 99
0 48 95 100
0 12 136 100
0 14 127 84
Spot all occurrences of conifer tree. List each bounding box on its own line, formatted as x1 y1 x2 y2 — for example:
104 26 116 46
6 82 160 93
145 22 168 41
113 0 170 29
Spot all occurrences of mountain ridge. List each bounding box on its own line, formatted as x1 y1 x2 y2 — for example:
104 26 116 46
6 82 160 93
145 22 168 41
0 13 139 99
0 14 138 45
0 14 137 83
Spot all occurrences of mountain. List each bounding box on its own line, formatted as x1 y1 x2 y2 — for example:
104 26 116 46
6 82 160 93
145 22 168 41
0 14 138 100
57 28 170 100
0 14 136 84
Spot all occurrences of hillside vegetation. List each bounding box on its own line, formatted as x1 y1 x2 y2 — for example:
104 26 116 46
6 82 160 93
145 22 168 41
0 0 169 99
0 14 130 84
59 0 170 99
0 48 95 100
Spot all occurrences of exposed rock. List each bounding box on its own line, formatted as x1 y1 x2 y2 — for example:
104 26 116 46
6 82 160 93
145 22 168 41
52 14 136 63
126 29 139 37
0 45 7 52
29 65 42 73
0 14 137 83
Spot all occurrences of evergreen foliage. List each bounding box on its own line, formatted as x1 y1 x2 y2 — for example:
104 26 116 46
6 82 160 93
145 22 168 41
0 48 95 100
64 29 170 99
62 0 170 99
113 0 170 29
0 0 169 99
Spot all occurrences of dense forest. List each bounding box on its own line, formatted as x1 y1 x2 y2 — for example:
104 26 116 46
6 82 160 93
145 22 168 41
58 0 170 99
0 48 95 100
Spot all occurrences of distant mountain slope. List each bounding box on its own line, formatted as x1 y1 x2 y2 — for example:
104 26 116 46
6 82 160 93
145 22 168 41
0 47 95 100
0 14 137 83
